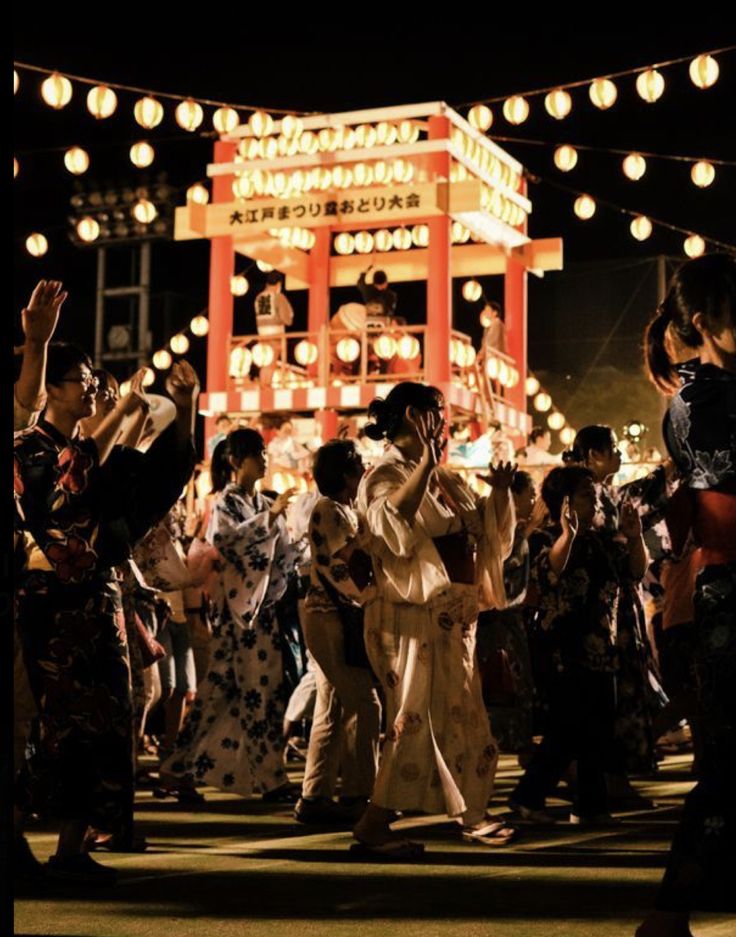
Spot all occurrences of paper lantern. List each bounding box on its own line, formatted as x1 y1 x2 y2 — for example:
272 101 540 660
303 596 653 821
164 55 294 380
212 107 239 134
352 162 374 187
336 337 360 363
119 380 131 397
26 233 48 257
392 158 413 183
398 119 420 143
468 104 493 131
397 335 420 360
187 183 209 205
486 356 499 380
684 235 705 258
190 315 209 336
132 199 157 224
130 141 155 168
503 95 529 125
636 69 665 103
354 231 374 254
281 114 303 138
229 346 252 378
411 224 429 248
689 54 719 89
248 110 273 138
480 308 493 328
560 426 576 445
373 160 393 185
525 375 540 396
134 96 163 129
374 229 393 252
498 362 510 386
574 195 596 220
251 342 274 368
334 232 355 255
544 89 572 119
332 165 353 189
548 411 565 430
294 340 318 366
232 175 254 199
41 72 72 109
589 78 617 109
14 157 19 178
461 344 477 368
230 275 249 296
508 367 519 388
392 228 412 250
256 259 274 273
554 144 578 172
373 335 397 359
533 391 552 412
87 85 117 119
354 124 377 148
14 69 18 95
462 280 482 302
76 217 100 243
630 216 653 241
451 221 471 243
260 137 278 160
623 153 647 181
153 349 172 370
691 161 715 188
142 367 156 387
64 146 89 175
170 334 190 354
175 99 204 132
299 130 319 155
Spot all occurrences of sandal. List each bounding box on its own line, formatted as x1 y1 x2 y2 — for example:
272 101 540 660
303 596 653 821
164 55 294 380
462 820 517 846
350 839 425 861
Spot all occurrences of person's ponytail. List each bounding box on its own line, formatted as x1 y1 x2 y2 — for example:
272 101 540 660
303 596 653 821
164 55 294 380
644 303 678 395
210 439 231 493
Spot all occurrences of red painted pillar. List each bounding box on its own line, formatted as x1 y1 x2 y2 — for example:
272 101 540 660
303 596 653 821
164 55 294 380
307 225 334 441
205 140 236 450
505 178 528 442
426 116 452 388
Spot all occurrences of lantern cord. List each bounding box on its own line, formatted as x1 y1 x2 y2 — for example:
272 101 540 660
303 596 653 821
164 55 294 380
490 135 736 167
528 171 736 254
454 45 736 109
13 61 315 117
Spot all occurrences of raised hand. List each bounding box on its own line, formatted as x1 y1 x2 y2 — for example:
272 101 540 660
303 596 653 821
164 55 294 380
121 368 152 414
619 501 643 540
478 460 518 490
166 360 200 408
269 487 296 519
560 495 578 539
406 407 444 468
22 280 67 345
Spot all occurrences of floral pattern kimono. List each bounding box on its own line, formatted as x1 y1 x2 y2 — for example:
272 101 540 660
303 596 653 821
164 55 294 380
357 446 514 818
164 484 296 796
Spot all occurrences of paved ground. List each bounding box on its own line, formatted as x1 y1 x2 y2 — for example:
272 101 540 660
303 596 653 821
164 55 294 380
14 753 734 937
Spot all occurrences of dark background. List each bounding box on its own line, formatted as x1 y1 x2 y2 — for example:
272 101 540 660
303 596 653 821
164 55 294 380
13 18 736 448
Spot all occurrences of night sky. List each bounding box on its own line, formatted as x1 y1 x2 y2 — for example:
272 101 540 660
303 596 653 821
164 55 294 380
13 19 736 446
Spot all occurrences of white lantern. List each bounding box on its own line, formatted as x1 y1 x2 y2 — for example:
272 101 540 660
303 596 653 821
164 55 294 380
461 344 477 368
170 334 190 354
14 156 19 179
153 349 172 370
294 340 318 366
462 280 482 302
374 229 393 252
229 346 253 378
256 259 274 273
636 69 665 103
130 141 155 168
534 392 552 412
334 232 355 255
175 99 204 132
554 144 578 172
397 335 420 360
14 69 19 95
76 217 100 243
684 235 705 258
525 375 540 396
451 221 471 243
547 411 565 430
623 153 647 181
142 367 156 387
251 342 274 368
468 104 493 131
336 337 360 363
503 95 529 125
352 162 374 187
354 231 374 254
498 362 510 386
411 224 429 248
373 160 393 185
187 183 209 204
630 215 653 241
392 228 412 250
132 199 157 224
299 130 319 155
560 426 576 445
213 107 239 134
248 110 273 138
373 335 397 359
589 78 617 109
689 54 719 89
134 96 164 129
691 161 715 188
232 175 254 200
26 233 48 257
281 114 303 138
41 72 72 109
574 195 596 220
398 119 420 143
64 146 90 175
230 275 249 296
354 124 377 148
486 355 499 380
190 315 209 336
544 89 572 119
87 85 117 119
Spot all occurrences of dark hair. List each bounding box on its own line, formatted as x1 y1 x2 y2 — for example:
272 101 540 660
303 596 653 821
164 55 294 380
541 466 594 522
216 413 232 426
210 428 265 492
45 342 94 386
364 381 444 441
565 425 616 465
265 271 282 286
93 369 118 395
510 470 534 496
529 425 548 443
313 439 362 498
645 253 736 393
484 300 504 320
372 269 388 286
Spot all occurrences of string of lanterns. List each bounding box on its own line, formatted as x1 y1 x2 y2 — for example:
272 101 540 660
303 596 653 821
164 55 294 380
524 373 575 445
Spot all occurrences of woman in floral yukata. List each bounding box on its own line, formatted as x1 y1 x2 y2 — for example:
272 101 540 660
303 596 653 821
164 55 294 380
162 428 299 802
14 344 198 883
352 382 517 857
637 254 736 937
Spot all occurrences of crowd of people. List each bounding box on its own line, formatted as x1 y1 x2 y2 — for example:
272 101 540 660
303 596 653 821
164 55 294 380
12 253 735 935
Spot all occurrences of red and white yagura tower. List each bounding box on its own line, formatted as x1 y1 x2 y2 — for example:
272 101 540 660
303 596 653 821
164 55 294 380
174 101 563 447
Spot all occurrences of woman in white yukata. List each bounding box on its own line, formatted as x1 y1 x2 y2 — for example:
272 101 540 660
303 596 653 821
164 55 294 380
161 428 299 802
353 382 518 857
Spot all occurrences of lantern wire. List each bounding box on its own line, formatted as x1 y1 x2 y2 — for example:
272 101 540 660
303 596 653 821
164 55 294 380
490 135 736 167
455 45 736 109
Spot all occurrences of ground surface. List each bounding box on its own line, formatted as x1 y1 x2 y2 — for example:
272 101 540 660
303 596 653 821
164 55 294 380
14 753 734 937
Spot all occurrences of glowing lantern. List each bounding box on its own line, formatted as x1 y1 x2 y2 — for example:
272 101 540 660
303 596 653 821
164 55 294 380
560 426 576 445
684 235 705 258
336 337 360 363
119 381 132 397
281 114 303 138
64 146 89 175
332 166 353 189
503 96 529 125
142 367 156 387
14 69 18 94
87 85 117 119
260 137 278 160
187 182 209 204
230 275 249 296
170 334 190 355
249 110 273 138
374 229 393 252
486 356 499 380
213 107 239 134
397 335 420 360
251 342 274 368
130 141 155 168
134 96 163 129
41 72 72 109
392 158 413 183
468 104 493 131
318 128 334 151
373 160 393 185
175 99 203 132
294 340 318 366
480 308 493 328
452 221 471 243
317 168 332 190
132 199 157 224
544 89 572 119
334 232 355 255
26 233 48 257
636 69 665 103
462 344 477 368
153 349 172 370
233 175 254 199
554 144 578 172
190 316 209 336
398 119 419 143
392 228 412 250
14 157 19 178
630 215 653 241
373 335 397 360
548 411 565 430
411 224 429 248
534 392 552 413
353 162 373 187
508 368 519 388
299 130 319 155
229 346 252 378
498 361 510 386
354 124 377 148
623 153 647 181
354 231 374 254
691 161 715 188
462 280 482 302
589 78 617 109
525 376 540 396
689 54 719 89
574 195 596 220
256 259 274 272
375 121 393 144
76 217 100 243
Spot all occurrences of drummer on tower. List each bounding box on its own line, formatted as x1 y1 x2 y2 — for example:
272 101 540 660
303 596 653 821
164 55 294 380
357 265 397 322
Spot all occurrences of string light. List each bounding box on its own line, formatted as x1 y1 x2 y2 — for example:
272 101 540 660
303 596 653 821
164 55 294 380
153 349 172 370
636 69 665 103
554 145 578 172
86 85 117 119
684 234 705 258
130 141 155 168
64 146 90 175
462 280 483 302
142 367 156 387
14 157 19 178
547 411 565 430
294 340 318 366
41 72 72 109
533 391 552 412
230 275 249 296
353 231 374 254
468 104 493 130
175 98 204 132
544 89 572 119
186 182 209 204
691 161 715 188
26 233 48 257
190 315 209 336
689 54 719 89
170 333 190 354
134 96 163 129
560 426 576 445
14 69 19 94
622 153 647 181
374 229 393 252
213 106 239 133
249 110 273 137
132 199 157 224
76 217 100 243
334 232 355 255
574 194 596 220
589 78 617 110
525 375 540 396
630 215 653 241
503 95 529 125
336 338 360 363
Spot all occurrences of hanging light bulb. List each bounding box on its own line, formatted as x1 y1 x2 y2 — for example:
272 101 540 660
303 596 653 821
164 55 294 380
691 160 715 188
354 124 377 148
186 182 209 204
153 349 172 370
170 334 190 355
298 130 318 155
142 367 156 387
175 98 204 132
391 158 413 183
75 217 100 243
256 259 274 273
468 104 493 131
230 275 249 296
397 335 420 360
190 315 209 336
689 54 719 89
229 346 253 378
451 221 471 243
336 337 361 363
334 232 355 255
462 280 482 302
622 153 647 181
636 69 665 103
560 426 576 446
534 391 552 413
87 85 117 119
41 72 72 109
392 228 412 250
134 96 164 129
132 199 157 224
250 342 274 368
281 114 303 138
353 231 374 254
14 69 19 94
212 106 239 134
130 141 155 168
14 156 19 178
503 95 529 125
525 375 540 396
398 119 420 143
574 194 596 220
249 110 273 138
589 78 617 109
294 340 318 367
373 160 393 185
373 335 397 360
630 215 653 241
64 146 90 175
411 224 429 248
25 233 48 257
684 235 705 258
547 411 565 430
544 89 572 119
374 229 393 252
486 355 499 380
553 144 578 172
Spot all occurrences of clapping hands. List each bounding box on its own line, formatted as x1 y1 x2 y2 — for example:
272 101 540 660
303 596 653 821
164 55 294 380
406 407 445 467
22 280 67 345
